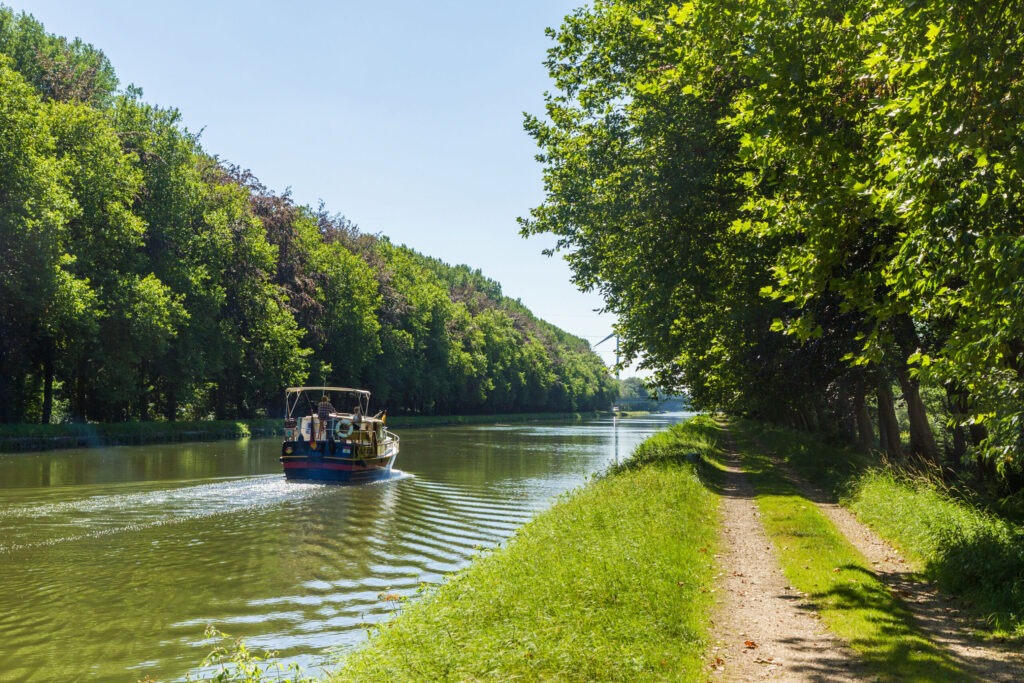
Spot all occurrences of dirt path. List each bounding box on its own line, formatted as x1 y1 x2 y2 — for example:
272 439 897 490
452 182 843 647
708 429 1024 681
779 461 1024 682
707 444 868 681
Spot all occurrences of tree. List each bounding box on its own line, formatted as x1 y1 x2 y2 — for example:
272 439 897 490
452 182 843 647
0 59 78 421
0 8 118 107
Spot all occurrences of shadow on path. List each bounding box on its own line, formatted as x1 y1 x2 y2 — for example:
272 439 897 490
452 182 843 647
708 439 871 681
730 422 1024 682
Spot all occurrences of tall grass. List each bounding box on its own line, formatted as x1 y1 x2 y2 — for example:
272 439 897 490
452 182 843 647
330 418 721 682
849 470 1024 636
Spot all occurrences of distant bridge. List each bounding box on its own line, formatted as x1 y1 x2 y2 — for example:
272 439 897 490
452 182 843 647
614 396 689 411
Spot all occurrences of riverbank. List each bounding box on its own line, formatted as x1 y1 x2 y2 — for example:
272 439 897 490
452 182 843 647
0 412 603 454
326 415 721 682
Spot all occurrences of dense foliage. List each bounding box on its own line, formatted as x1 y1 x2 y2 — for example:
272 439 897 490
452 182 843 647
523 0 1024 487
0 7 614 423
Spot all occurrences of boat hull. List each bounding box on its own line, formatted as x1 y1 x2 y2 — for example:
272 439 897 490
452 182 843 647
280 440 398 484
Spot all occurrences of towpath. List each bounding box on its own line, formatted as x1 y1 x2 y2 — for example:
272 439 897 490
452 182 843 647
706 430 1024 681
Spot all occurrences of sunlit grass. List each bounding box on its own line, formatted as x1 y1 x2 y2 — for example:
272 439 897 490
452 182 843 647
728 423 969 681
849 470 1024 638
330 418 721 682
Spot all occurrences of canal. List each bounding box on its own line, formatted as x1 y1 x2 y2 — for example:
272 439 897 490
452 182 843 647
0 413 689 681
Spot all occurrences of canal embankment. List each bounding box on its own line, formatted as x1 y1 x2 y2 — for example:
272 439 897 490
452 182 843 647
328 416 722 682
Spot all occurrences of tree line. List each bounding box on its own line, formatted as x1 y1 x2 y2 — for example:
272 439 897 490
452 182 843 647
523 0 1024 488
0 7 615 423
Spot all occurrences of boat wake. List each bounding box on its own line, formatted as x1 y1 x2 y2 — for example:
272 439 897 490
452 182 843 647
0 475 334 553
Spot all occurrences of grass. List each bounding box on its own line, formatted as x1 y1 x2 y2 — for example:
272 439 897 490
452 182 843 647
726 420 970 681
848 470 1024 637
330 417 722 682
735 418 1024 639
0 418 278 452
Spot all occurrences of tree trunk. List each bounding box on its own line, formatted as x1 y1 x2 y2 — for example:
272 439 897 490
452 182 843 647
797 405 815 432
833 382 855 443
41 339 55 425
945 385 969 469
853 380 874 452
73 357 88 422
815 403 830 436
969 423 988 446
164 393 178 422
889 313 940 463
877 381 903 458
895 366 940 463
138 362 149 422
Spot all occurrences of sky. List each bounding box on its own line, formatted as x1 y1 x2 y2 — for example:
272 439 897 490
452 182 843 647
17 0 640 375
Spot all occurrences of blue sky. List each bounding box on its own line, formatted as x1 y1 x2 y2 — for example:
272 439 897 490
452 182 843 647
19 0 638 374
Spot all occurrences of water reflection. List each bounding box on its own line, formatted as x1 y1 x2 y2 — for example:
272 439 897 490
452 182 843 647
0 413 690 682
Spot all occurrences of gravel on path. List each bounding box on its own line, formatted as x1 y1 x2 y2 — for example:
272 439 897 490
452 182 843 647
707 442 868 681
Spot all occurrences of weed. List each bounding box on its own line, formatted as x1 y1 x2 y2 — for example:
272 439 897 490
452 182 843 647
186 626 318 683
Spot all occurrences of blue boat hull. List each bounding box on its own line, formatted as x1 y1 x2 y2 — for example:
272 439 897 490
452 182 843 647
280 439 397 484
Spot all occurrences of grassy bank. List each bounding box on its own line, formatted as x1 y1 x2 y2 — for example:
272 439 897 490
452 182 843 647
0 419 279 452
328 416 721 682
737 419 1024 639
385 411 600 429
0 412 603 454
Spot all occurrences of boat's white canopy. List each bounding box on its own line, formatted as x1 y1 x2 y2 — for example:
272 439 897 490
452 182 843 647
285 386 370 397
285 387 373 418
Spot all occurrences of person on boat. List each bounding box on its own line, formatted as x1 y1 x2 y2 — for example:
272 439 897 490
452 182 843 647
317 394 335 440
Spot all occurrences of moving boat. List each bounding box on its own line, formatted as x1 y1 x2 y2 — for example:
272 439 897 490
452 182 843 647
280 386 399 483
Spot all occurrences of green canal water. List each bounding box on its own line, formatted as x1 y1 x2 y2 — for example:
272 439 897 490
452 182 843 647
0 413 689 681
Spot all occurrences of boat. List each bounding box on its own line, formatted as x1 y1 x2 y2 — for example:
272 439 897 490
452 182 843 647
279 386 399 483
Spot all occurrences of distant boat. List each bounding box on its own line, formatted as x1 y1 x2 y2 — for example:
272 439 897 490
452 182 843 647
280 386 399 483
